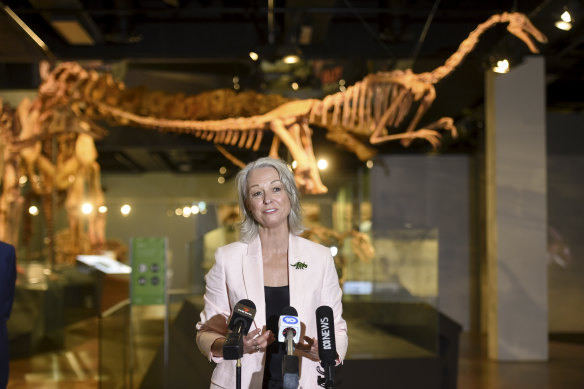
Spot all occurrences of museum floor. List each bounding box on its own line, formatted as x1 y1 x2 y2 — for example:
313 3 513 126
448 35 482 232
6 318 584 389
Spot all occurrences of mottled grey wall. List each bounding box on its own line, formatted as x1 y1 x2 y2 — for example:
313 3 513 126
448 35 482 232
370 155 471 330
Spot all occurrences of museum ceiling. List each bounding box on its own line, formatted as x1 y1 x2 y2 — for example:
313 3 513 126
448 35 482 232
1 0 583 175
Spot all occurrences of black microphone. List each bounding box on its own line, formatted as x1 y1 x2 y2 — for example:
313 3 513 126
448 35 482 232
316 305 337 389
223 299 256 360
279 306 300 389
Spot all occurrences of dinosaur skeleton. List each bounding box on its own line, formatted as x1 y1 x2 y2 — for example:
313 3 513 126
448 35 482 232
96 12 545 194
0 12 546 255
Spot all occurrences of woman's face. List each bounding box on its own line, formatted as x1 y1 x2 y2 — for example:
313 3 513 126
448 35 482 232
246 167 291 230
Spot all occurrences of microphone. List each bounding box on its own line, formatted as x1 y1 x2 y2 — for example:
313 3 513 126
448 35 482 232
278 306 301 344
316 305 337 389
279 306 300 389
223 299 256 360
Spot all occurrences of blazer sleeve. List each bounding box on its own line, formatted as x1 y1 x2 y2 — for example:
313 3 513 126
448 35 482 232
195 247 231 363
320 250 348 363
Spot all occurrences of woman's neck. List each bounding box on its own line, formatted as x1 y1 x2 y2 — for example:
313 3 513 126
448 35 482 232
258 225 289 254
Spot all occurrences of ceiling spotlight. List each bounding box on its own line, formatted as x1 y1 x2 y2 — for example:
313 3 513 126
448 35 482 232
183 206 192 217
219 166 227 175
218 176 225 184
279 44 302 64
98 205 108 214
555 20 572 30
81 203 93 215
121 204 131 216
291 160 298 169
249 51 259 61
555 10 573 30
366 160 374 169
561 10 572 23
291 82 299 90
283 54 300 64
492 59 510 74
317 159 328 170
29 205 39 216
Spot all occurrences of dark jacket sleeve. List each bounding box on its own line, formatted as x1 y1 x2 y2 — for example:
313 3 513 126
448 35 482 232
2 243 17 321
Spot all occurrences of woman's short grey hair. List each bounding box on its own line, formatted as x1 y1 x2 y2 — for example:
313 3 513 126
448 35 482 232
236 157 304 242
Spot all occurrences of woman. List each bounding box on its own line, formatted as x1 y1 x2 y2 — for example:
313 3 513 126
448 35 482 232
196 157 348 389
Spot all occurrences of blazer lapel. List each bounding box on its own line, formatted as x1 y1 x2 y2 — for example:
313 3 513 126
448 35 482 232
242 236 265 330
288 234 309 319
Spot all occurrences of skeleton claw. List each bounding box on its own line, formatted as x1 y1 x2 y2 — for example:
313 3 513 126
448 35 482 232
407 129 442 149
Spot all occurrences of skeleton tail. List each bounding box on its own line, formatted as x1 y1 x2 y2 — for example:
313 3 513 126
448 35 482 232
97 102 268 151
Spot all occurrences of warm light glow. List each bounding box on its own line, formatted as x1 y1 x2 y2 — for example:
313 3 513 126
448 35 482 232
282 54 300 64
317 159 328 170
366 160 374 169
191 205 200 214
233 76 239 84
339 85 346 92
330 246 338 257
492 59 510 74
98 205 108 213
249 51 259 61
291 160 298 169
28 205 39 216
81 203 93 215
291 82 299 90
555 20 572 31
183 206 192 217
219 166 227 175
121 204 131 215
19 176 28 185
175 208 183 216
561 10 572 23
198 201 207 211
339 79 346 86
218 176 226 184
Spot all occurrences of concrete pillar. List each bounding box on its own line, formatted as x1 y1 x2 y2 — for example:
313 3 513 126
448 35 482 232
484 56 548 360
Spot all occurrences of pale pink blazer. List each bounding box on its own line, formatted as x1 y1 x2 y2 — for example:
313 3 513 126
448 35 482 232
196 233 348 389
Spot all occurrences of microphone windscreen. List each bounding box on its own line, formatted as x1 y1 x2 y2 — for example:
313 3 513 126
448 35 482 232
238 299 256 310
229 299 256 335
282 306 298 317
316 305 337 364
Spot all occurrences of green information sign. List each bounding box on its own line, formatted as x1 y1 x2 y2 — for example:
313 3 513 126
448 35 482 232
130 237 167 305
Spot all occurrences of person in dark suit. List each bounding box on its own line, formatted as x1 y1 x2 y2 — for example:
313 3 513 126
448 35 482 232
0 241 16 389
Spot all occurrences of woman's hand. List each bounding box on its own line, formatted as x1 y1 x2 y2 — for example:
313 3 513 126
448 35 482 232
243 327 274 354
295 336 320 362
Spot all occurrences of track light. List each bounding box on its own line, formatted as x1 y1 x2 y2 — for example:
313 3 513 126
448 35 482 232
555 10 573 31
492 59 510 74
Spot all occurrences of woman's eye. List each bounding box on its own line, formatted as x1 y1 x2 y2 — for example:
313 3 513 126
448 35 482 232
273 186 282 192
251 191 262 198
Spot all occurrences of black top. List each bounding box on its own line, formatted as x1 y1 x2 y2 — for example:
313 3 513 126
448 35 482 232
262 285 290 389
